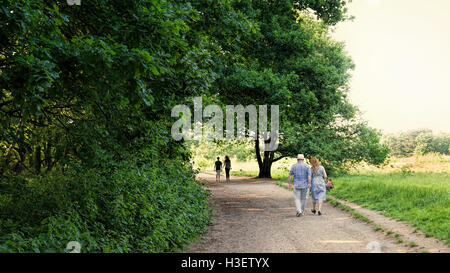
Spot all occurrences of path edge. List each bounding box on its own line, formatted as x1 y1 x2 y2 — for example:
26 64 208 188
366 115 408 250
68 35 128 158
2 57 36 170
273 180 449 253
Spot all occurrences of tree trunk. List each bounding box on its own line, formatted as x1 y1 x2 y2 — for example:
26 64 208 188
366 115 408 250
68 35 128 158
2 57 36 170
33 145 42 173
3 117 22 168
259 153 273 178
44 140 53 172
255 136 287 178
12 146 26 172
255 137 275 178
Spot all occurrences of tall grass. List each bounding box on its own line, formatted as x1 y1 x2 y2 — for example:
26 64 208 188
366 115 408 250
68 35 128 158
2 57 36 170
350 153 450 174
332 173 450 245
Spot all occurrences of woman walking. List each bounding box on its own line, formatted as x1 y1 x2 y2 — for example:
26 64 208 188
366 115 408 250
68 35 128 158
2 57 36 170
310 156 327 216
224 156 231 182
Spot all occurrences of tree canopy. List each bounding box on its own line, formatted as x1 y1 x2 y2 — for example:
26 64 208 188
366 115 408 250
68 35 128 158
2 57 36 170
208 0 388 177
0 0 390 252
1 0 240 252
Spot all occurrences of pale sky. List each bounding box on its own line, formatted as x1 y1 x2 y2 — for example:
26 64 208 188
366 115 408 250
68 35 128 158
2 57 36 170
332 0 450 134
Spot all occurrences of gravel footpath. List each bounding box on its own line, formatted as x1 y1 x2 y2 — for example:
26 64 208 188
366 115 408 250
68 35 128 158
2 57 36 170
185 174 418 253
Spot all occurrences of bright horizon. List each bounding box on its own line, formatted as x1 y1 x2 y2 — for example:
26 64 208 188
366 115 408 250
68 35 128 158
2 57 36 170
332 0 450 135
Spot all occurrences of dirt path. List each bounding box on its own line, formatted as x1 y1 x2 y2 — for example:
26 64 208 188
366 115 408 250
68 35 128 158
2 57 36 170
185 174 425 253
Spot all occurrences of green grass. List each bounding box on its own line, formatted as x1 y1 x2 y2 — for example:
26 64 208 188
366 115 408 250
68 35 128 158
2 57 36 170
231 170 259 177
231 168 292 181
332 172 450 246
274 181 292 191
326 198 374 225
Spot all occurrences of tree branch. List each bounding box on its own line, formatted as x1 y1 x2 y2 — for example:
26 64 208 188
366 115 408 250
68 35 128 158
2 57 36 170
272 155 286 163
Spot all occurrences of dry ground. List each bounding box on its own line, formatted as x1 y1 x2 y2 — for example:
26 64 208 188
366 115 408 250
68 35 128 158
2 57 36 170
184 174 436 253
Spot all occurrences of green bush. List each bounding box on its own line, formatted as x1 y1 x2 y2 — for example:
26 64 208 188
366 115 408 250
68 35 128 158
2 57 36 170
0 159 211 253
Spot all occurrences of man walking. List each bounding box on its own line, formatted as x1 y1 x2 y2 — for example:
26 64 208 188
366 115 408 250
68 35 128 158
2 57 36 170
288 154 312 217
214 157 223 182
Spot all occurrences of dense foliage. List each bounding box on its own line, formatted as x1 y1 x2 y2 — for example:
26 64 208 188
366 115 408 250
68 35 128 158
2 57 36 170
0 0 224 252
1 0 388 252
0 161 210 252
209 1 388 177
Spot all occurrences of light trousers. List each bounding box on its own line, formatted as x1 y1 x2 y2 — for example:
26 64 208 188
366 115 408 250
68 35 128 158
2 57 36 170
293 188 308 213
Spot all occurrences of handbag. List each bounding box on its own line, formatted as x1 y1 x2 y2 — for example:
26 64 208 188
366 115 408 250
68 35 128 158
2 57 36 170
326 179 334 191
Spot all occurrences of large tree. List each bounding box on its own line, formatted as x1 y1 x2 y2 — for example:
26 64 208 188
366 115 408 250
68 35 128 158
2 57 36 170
0 0 255 252
0 0 254 173
213 0 388 177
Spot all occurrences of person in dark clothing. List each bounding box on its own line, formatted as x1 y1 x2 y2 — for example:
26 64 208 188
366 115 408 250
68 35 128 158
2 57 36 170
214 157 223 182
224 156 231 182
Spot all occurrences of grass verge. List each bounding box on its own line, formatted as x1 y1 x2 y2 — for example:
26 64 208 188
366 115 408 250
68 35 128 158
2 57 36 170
332 172 450 246
230 162 450 246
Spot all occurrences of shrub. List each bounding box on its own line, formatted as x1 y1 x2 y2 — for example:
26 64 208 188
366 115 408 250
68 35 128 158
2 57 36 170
0 159 211 253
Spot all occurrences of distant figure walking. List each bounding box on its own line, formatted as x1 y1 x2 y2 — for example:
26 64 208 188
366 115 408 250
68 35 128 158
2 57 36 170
309 156 328 216
224 156 231 182
214 157 223 182
288 154 312 217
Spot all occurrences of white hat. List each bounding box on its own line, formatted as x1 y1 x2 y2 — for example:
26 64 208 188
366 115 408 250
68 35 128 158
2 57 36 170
297 154 305 160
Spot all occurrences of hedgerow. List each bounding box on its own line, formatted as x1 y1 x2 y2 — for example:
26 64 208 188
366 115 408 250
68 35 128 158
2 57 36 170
0 159 211 253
